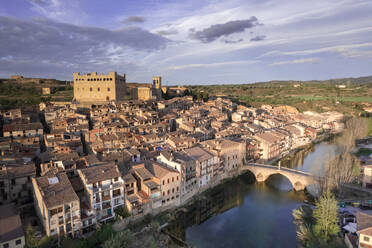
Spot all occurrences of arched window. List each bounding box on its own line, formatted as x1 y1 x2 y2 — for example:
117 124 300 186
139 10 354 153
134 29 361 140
90 88 92 92
106 96 109 101
97 87 100 91
107 88 110 91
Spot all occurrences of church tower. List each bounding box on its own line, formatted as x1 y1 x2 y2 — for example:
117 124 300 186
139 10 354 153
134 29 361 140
153 76 161 89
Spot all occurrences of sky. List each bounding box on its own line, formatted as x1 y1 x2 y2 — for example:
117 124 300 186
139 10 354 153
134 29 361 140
0 0 372 84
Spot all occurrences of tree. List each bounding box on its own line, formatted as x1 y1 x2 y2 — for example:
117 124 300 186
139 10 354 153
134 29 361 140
25 225 38 248
114 205 130 219
313 191 340 242
102 229 133 248
324 152 360 194
319 117 365 195
292 205 315 246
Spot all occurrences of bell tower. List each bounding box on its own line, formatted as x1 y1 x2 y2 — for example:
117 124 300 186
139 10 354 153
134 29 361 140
152 76 161 89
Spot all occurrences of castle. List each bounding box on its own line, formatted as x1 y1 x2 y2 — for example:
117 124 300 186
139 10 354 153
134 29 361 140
73 72 162 102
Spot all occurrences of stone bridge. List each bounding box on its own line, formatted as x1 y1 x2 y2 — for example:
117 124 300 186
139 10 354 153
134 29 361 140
240 163 317 191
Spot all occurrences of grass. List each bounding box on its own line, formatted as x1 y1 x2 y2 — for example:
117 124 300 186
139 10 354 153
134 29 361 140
290 95 372 103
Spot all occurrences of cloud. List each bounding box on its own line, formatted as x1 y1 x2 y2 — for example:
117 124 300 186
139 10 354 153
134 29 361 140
156 29 179 36
166 60 260 70
121 16 146 24
189 17 261 43
270 58 319 66
261 43 372 58
250 35 266 42
0 16 168 78
29 0 86 24
223 38 244 44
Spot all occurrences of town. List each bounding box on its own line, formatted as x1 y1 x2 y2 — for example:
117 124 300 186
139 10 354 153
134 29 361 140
2 71 363 248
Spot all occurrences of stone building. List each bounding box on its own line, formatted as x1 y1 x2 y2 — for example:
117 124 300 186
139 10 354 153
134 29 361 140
131 76 162 101
32 172 82 237
0 204 25 248
73 72 126 102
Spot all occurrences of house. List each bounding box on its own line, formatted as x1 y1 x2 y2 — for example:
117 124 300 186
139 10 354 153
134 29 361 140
0 204 25 248
145 161 181 207
3 123 43 138
131 161 181 208
157 150 198 197
32 172 82 237
0 162 36 205
362 165 372 189
357 212 372 248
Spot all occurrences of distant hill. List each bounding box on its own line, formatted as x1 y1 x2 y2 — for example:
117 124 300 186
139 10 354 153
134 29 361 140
253 75 372 86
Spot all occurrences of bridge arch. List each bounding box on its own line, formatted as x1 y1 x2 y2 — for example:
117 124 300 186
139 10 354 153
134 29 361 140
240 165 313 192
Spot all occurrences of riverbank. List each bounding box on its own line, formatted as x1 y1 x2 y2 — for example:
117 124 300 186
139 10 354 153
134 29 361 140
110 132 339 247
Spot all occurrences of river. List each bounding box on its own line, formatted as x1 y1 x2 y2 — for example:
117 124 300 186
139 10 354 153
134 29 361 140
167 141 341 248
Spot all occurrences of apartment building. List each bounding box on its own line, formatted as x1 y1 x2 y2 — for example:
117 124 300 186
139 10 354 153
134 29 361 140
255 132 282 161
201 139 246 173
158 150 198 196
184 146 217 187
77 163 125 224
32 172 82 237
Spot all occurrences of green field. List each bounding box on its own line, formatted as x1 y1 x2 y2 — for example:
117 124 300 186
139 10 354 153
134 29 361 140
290 95 372 103
187 76 372 115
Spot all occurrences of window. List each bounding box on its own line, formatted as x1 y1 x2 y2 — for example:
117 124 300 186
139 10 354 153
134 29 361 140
364 236 370 242
177 176 179 181
172 177 174 182
162 180 165 185
16 239 22 245
3 243 9 248
167 190 170 195
90 87 92 92
162 192 165 196
167 179 169 184
11 179 16 185
172 188 174 193
97 87 100 91
107 87 110 91
114 177 118 182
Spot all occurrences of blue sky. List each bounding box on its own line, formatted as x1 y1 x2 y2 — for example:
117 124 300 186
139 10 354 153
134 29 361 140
0 0 371 84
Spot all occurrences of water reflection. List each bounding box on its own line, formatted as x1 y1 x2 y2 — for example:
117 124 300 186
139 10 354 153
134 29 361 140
168 173 307 248
168 141 343 248
280 142 340 176
266 174 293 191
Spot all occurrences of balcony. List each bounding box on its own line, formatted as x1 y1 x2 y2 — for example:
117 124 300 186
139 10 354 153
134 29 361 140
112 191 121 198
112 182 123 189
102 194 111 202
102 202 111 210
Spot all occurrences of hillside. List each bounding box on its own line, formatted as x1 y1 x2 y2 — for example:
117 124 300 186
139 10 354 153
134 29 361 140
187 75 372 115
0 77 73 109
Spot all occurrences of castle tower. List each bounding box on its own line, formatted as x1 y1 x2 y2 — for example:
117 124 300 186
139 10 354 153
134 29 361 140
73 71 126 103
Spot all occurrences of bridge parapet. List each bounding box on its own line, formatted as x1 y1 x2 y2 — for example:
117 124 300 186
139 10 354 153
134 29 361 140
241 163 317 191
